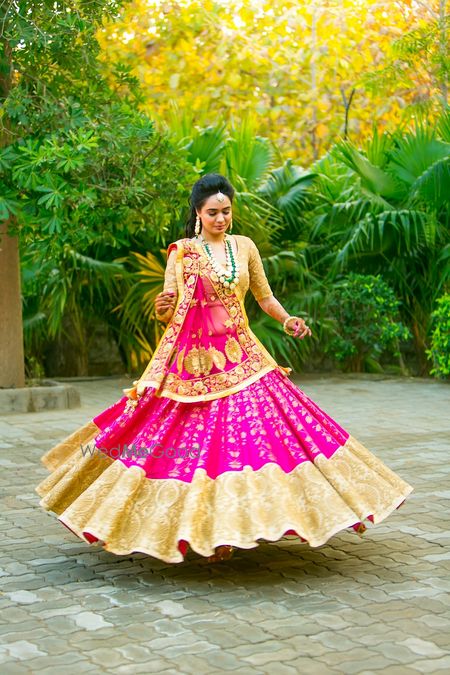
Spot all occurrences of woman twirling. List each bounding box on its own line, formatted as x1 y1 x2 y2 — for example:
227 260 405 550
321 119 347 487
36 173 413 563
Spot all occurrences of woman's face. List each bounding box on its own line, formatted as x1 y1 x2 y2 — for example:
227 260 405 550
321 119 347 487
196 193 232 236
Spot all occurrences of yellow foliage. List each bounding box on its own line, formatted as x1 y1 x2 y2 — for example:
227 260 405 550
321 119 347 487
97 0 445 163
315 123 328 139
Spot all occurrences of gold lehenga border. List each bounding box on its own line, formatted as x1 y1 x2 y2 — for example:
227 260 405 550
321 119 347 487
140 363 284 402
36 430 414 564
40 420 100 471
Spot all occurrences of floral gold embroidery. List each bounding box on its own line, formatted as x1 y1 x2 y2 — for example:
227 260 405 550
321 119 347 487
225 336 243 364
209 347 226 371
177 346 186 374
184 346 214 376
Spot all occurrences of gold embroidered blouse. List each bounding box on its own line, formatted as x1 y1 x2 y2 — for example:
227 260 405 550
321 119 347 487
158 235 273 321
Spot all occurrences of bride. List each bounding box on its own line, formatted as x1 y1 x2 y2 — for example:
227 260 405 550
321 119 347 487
36 173 413 564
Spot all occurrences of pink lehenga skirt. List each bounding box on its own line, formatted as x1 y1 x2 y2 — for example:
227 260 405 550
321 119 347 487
36 367 413 563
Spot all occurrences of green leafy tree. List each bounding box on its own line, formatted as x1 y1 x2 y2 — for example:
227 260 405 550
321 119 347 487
0 0 195 380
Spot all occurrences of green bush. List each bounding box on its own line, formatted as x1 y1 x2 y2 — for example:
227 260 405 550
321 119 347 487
426 294 450 379
325 273 411 372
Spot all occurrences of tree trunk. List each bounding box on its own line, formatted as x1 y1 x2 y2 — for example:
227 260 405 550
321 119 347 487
1 23 25 387
0 221 25 388
411 318 430 376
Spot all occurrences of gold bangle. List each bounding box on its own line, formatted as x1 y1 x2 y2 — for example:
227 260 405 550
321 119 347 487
283 316 303 336
155 308 173 322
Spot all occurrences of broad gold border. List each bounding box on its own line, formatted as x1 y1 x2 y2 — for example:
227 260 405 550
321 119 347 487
36 431 413 564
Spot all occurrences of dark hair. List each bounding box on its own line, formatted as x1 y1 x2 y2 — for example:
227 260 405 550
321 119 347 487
185 173 235 238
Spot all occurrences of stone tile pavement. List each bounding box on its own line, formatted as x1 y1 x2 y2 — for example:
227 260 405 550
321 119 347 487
1 373 450 674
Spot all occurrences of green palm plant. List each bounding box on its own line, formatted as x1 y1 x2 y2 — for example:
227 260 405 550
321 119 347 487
309 114 450 373
22 246 126 376
257 159 317 243
115 249 168 372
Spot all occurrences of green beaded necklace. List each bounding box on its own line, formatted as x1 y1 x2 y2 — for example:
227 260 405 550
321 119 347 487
200 235 240 290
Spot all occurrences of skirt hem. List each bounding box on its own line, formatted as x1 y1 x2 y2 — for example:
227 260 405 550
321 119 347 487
51 491 412 564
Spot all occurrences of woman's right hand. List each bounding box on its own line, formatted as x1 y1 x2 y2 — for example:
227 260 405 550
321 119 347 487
155 291 177 316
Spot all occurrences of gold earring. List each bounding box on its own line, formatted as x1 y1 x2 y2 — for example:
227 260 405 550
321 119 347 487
229 218 233 233
195 215 201 236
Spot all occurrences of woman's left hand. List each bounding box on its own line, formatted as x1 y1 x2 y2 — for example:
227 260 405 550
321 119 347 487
289 318 312 339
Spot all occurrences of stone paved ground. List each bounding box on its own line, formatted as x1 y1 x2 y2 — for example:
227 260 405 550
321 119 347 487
1 373 450 675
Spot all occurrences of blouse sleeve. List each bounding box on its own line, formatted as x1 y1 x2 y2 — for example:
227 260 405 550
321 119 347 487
156 244 178 322
248 239 274 302
162 246 178 294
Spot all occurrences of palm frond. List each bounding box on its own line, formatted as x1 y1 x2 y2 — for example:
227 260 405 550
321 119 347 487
23 311 47 340
436 244 450 292
334 209 430 270
437 109 450 143
186 123 228 174
364 124 396 168
117 250 166 335
409 156 450 209
224 113 275 190
332 140 402 200
258 159 317 234
311 151 357 203
231 189 283 241
388 128 450 185
310 198 382 242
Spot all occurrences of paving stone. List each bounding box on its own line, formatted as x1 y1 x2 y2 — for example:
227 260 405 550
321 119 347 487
398 637 446 658
407 656 450 672
373 667 420 675
330 653 393 673
312 629 363 652
243 648 302 666
256 618 320 639
21 653 91 669
72 611 114 630
281 657 336 674
1 640 46 660
38 665 98 675
0 662 32 674
371 642 426 664
113 663 175 674
202 649 250 670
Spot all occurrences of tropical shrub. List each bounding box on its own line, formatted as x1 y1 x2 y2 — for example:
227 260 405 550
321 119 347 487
426 294 450 378
325 273 411 372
